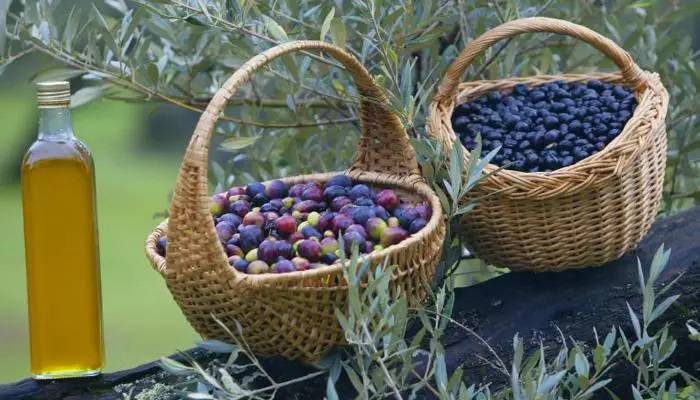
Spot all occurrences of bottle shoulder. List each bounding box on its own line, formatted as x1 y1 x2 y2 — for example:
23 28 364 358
23 138 93 167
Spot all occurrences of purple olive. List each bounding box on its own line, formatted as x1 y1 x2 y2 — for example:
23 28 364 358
301 226 323 240
219 213 242 227
321 253 338 265
376 189 400 210
227 186 246 198
372 205 390 220
348 184 371 201
409 218 427 234
156 237 167 256
275 215 297 235
323 185 348 201
293 200 323 213
242 211 265 228
393 206 419 229
343 231 366 253
354 197 374 207
257 239 278 264
347 206 374 225
225 244 244 257
302 186 323 202
245 182 266 198
215 221 235 242
272 259 296 273
346 224 367 239
328 174 353 188
228 255 242 265
275 240 293 260
289 183 305 198
238 226 262 252
230 200 251 217
252 193 269 207
414 203 432 220
331 214 353 234
287 231 304 245
317 211 336 232
331 196 352 212
265 180 289 199
298 239 321 262
232 258 249 273
380 227 408 247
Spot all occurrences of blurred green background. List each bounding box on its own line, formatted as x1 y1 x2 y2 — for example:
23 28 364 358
0 54 199 382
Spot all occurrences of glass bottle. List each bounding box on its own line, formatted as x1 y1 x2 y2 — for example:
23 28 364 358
21 81 104 379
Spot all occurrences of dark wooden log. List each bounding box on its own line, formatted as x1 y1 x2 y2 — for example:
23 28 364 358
2 207 698 400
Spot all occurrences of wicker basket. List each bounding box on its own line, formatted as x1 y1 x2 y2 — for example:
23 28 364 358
145 41 445 361
427 17 668 272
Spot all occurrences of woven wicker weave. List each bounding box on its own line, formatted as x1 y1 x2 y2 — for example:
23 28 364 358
145 41 445 361
427 17 668 272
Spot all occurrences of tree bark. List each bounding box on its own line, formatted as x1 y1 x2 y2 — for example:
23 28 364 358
1 207 698 400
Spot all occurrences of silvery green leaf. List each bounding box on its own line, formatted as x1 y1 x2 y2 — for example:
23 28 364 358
188 394 214 400
146 62 159 85
218 368 244 395
447 366 463 392
320 7 335 41
435 351 448 393
687 320 700 341
593 345 605 372
574 352 589 378
649 244 670 283
326 375 339 400
627 302 642 340
330 16 346 48
261 15 288 42
105 0 129 14
220 136 259 151
159 357 194 376
632 385 644 400
512 334 523 370
91 4 119 56
537 370 565 395
581 379 612 397
650 368 681 389
62 5 79 51
197 339 236 354
649 294 680 324
32 67 84 82
71 86 104 108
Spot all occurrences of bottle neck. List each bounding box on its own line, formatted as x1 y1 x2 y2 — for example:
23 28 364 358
38 107 74 141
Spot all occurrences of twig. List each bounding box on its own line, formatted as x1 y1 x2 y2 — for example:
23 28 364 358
6 20 356 129
411 308 511 379
163 0 345 70
362 324 405 400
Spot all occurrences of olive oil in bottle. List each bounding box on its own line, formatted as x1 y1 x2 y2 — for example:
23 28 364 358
21 81 104 379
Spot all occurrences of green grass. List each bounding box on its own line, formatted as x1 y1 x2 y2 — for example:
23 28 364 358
0 93 198 382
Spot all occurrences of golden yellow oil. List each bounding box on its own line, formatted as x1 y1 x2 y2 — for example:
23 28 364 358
21 139 104 378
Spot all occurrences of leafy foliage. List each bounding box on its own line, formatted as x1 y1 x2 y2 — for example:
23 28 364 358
158 244 698 400
2 0 698 212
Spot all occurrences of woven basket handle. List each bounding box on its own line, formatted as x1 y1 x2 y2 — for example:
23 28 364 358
166 40 417 275
435 17 647 102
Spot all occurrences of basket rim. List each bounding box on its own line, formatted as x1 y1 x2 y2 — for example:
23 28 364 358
427 71 669 199
146 170 444 286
